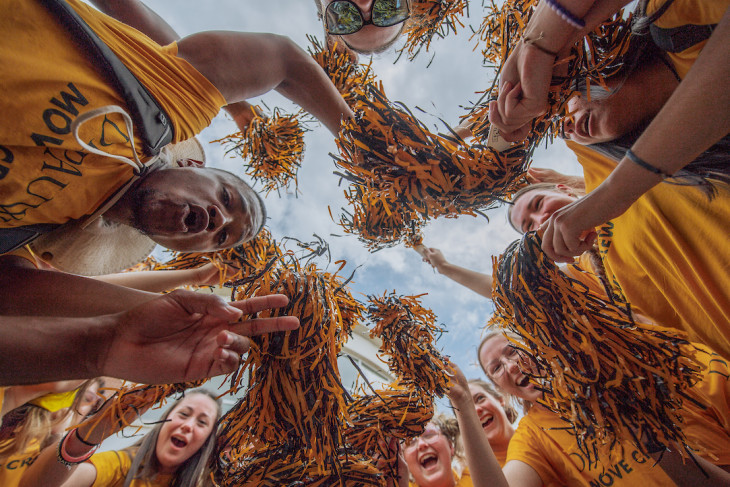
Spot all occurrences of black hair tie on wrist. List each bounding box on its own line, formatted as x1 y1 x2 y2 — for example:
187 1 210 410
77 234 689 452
625 149 671 179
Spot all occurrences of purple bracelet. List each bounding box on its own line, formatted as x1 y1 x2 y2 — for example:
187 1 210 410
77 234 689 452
544 0 585 29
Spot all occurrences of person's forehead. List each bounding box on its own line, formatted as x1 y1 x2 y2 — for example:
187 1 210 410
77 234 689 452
468 382 488 396
178 394 216 414
481 335 508 362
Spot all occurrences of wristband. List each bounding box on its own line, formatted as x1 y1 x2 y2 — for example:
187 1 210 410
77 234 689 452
522 33 559 57
625 149 671 179
544 0 586 29
74 427 98 447
57 428 99 469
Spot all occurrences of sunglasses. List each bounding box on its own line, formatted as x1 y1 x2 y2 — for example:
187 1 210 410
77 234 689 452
325 0 410 35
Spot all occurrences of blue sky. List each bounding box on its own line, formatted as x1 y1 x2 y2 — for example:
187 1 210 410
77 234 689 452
143 0 583 380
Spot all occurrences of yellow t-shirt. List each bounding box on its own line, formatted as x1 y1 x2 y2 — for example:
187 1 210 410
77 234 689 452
567 140 730 361
0 439 41 487
560 253 730 465
680 344 730 465
0 0 225 232
409 467 472 487
647 0 730 79
506 406 676 486
89 450 173 487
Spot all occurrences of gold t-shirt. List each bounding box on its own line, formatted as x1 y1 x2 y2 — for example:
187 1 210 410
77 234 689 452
89 450 173 487
0 0 225 232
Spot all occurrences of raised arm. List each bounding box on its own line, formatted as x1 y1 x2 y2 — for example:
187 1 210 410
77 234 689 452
422 248 493 299
19 385 160 487
447 365 543 487
489 0 630 140
94 262 228 292
540 6 730 262
177 32 353 135
0 290 298 386
0 255 158 316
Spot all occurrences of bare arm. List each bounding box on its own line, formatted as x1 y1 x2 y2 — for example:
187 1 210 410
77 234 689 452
89 0 179 45
177 32 353 135
19 386 157 487
0 256 157 316
94 263 221 292
447 365 542 487
540 6 730 262
0 291 298 386
422 248 492 299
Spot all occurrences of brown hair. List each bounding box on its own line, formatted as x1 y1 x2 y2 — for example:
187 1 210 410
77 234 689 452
476 329 532 414
506 182 560 234
122 389 222 487
467 379 519 424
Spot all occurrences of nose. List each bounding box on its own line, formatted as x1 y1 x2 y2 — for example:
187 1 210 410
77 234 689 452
206 205 231 232
563 117 575 136
474 401 487 416
180 419 193 433
504 357 520 375
352 0 373 20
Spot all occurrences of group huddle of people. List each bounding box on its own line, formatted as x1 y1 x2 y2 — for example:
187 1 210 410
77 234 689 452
0 0 728 485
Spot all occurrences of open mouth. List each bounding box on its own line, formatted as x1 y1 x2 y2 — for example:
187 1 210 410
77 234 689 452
419 454 438 469
582 113 590 137
517 376 530 387
171 436 188 449
481 415 494 429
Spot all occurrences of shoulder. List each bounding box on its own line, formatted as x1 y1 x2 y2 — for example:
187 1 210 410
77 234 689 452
88 450 132 486
647 0 729 29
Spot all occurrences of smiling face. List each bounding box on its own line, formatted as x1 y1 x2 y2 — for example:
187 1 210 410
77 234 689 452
155 393 218 474
478 335 541 403
562 94 629 145
467 383 513 447
322 0 407 53
124 167 264 252
561 59 676 146
403 423 455 487
509 186 577 233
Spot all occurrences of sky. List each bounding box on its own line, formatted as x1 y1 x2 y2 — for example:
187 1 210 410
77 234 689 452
141 0 583 383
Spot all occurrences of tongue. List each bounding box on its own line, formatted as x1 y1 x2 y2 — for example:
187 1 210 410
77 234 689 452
423 457 438 469
171 438 186 448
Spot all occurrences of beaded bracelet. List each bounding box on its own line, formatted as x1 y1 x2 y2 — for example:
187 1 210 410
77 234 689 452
56 428 99 469
544 0 585 29
625 149 671 179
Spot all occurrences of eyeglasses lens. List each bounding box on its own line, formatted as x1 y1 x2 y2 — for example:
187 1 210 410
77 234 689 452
326 0 409 35
372 0 409 27
325 2 364 35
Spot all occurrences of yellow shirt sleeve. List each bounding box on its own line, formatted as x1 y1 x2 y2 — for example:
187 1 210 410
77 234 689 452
89 450 132 487
647 0 730 78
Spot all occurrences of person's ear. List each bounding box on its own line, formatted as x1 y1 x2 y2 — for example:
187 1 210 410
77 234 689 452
176 158 205 168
